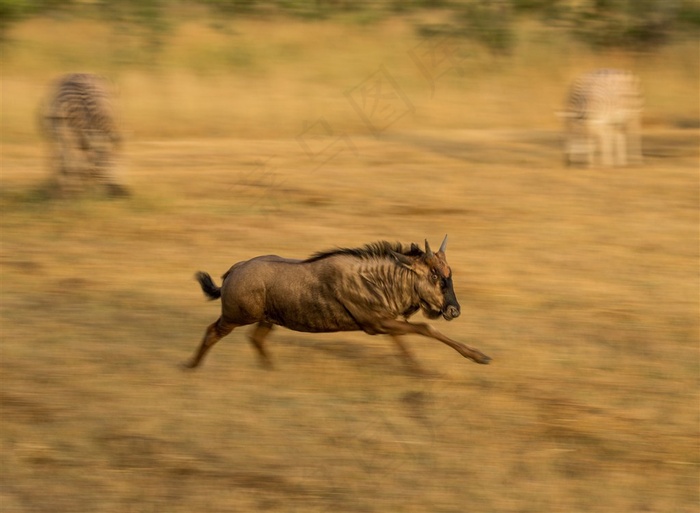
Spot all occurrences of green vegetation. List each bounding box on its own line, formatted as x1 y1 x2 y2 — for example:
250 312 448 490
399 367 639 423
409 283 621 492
2 12 697 145
2 0 699 54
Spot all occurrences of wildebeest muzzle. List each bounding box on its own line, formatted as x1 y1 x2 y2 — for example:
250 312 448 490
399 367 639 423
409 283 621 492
443 304 461 321
442 281 461 321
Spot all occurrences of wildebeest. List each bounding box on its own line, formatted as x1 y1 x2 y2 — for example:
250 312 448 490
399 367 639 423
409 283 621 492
185 236 491 373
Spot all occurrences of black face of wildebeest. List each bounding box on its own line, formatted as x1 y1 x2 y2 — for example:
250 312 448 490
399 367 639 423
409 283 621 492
184 235 491 374
408 239 461 322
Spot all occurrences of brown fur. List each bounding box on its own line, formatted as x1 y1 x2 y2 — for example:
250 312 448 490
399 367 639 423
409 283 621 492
185 237 490 373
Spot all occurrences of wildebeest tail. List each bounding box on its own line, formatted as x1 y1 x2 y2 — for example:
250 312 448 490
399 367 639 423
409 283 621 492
195 272 221 300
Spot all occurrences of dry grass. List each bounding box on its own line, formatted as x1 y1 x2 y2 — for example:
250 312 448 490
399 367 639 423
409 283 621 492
1 15 699 513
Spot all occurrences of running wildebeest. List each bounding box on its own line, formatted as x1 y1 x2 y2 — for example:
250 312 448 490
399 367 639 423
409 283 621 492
185 236 491 373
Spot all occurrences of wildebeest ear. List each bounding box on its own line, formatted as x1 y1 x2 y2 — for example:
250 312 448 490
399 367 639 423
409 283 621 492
410 243 421 253
390 250 415 270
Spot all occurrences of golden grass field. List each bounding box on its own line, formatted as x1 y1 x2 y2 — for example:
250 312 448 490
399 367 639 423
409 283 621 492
1 13 699 512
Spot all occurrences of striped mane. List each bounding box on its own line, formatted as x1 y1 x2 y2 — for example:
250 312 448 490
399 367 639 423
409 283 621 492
304 240 423 263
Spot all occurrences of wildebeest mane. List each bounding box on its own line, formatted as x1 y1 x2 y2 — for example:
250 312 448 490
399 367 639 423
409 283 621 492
304 240 423 263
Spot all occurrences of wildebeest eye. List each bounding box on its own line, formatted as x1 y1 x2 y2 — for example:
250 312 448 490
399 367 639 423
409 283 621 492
430 272 439 283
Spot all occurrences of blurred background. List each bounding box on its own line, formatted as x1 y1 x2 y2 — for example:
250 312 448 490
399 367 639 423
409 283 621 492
1 1 699 512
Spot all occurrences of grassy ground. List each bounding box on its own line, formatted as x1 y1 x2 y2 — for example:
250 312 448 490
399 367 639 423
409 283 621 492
1 15 699 513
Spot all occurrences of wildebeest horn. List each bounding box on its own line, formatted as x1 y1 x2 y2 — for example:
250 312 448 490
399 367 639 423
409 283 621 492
424 239 433 257
439 234 448 254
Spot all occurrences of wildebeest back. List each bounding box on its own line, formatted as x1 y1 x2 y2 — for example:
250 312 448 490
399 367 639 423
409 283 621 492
219 255 365 333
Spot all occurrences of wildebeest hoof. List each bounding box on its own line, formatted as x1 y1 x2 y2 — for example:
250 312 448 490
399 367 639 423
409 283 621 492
475 354 492 364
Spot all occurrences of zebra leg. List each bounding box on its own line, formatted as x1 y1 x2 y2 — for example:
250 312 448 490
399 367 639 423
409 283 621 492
628 116 643 165
615 128 627 167
52 124 70 192
581 120 598 168
598 124 614 167
91 138 129 196
55 126 85 195
585 135 595 168
76 147 95 192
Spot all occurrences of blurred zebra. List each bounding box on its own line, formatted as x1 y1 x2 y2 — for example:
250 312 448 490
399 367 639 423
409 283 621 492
42 73 128 195
560 69 643 168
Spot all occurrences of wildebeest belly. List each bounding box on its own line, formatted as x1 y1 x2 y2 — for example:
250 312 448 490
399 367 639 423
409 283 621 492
264 283 362 333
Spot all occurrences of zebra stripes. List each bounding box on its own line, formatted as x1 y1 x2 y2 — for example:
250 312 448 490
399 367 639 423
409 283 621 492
560 69 643 168
42 73 127 195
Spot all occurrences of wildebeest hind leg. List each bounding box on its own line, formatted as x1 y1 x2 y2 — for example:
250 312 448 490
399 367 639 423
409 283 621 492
248 321 274 369
183 317 237 369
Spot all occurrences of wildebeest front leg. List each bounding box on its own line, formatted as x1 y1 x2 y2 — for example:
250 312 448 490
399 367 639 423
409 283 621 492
380 319 491 364
248 321 274 369
389 335 431 375
184 317 237 369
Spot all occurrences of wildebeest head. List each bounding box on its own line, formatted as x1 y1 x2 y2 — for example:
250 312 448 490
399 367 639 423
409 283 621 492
393 235 461 321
